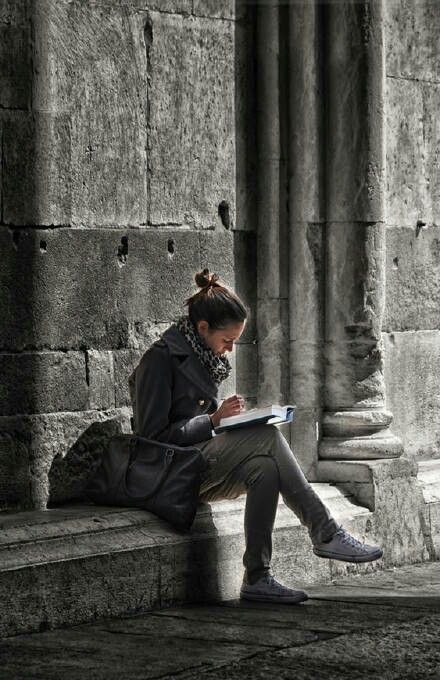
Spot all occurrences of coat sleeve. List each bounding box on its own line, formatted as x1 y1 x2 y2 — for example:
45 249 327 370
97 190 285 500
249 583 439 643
132 344 215 446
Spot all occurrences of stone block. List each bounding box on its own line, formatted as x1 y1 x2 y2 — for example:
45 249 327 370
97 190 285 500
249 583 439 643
234 343 257 400
0 25 31 109
0 429 31 509
0 407 131 510
2 112 72 225
0 351 88 416
0 227 202 351
257 298 290 405
383 330 440 459
192 0 243 20
421 83 440 224
386 77 427 227
290 407 321 480
199 229 235 290
113 349 143 407
383 226 440 331
0 0 28 25
148 11 235 228
385 0 440 81
86 350 115 410
232 230 257 344
16 1 149 226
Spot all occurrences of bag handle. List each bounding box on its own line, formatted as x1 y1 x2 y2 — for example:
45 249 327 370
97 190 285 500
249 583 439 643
121 437 175 502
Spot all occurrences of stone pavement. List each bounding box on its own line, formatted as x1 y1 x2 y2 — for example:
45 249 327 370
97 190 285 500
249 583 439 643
1 561 440 680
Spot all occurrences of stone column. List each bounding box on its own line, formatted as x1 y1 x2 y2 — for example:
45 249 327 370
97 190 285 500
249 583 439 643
320 0 403 459
287 0 324 477
255 1 287 406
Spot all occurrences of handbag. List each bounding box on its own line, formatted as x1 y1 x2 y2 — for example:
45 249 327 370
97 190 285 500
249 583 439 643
85 433 208 531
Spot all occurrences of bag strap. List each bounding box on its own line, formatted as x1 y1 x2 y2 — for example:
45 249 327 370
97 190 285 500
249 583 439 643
121 437 175 502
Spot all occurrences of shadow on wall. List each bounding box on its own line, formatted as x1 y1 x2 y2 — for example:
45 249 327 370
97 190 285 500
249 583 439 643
47 419 122 506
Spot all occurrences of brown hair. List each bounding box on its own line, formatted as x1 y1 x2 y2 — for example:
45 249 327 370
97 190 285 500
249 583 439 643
184 268 249 330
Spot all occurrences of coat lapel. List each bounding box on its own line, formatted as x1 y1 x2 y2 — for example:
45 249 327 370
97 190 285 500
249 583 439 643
161 325 219 399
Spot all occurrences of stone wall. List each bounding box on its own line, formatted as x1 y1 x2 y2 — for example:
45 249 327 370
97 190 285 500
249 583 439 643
383 0 440 460
0 0 258 510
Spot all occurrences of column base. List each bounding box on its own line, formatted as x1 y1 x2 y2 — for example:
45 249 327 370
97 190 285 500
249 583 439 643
319 429 403 460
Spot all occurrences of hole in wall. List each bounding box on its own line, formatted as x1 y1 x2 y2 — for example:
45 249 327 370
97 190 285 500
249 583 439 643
10 229 20 250
168 238 175 256
392 257 398 269
117 235 128 267
218 200 231 229
39 240 47 253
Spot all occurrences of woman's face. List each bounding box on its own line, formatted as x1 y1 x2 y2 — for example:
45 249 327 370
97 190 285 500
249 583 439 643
196 320 246 356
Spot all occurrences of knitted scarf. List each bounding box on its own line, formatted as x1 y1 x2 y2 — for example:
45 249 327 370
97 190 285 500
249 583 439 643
174 314 232 387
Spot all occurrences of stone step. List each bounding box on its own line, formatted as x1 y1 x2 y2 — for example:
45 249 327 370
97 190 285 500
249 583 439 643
0 483 371 638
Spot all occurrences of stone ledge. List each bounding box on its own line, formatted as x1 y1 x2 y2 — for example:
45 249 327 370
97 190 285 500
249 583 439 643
0 484 371 638
316 457 418 511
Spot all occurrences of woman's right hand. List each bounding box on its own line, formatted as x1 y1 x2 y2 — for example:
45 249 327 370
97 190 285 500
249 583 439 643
210 394 246 428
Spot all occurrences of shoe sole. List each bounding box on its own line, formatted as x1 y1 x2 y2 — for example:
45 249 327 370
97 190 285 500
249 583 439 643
313 547 383 563
239 591 308 604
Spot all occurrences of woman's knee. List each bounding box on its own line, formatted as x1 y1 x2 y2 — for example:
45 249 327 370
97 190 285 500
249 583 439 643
244 454 280 489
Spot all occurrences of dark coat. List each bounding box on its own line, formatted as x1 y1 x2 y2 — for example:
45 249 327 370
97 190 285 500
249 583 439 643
128 324 220 446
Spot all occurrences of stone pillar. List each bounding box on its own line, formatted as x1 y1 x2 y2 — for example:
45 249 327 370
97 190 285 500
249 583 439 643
255 1 287 406
287 0 324 477
320 0 403 460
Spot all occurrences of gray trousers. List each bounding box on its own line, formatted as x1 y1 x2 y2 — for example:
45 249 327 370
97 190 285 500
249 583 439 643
196 423 339 585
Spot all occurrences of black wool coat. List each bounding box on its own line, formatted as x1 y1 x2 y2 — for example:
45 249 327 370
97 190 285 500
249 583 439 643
128 324 220 446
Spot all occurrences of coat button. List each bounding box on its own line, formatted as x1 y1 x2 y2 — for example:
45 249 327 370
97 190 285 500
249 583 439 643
198 399 205 406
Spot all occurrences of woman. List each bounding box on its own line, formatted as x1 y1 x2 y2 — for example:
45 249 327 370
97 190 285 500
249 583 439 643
128 268 383 604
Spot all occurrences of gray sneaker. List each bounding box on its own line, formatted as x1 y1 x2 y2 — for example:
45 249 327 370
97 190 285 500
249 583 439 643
240 574 308 604
313 525 383 563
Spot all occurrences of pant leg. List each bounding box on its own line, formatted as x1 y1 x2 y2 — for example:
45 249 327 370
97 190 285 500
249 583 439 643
196 423 339 583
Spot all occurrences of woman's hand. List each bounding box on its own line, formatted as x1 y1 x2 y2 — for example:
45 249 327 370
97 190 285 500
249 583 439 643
210 394 246 428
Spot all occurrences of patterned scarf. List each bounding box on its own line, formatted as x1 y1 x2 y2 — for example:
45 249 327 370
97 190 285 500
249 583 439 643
174 314 232 387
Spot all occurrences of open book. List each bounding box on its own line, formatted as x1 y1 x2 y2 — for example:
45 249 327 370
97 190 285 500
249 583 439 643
213 404 296 434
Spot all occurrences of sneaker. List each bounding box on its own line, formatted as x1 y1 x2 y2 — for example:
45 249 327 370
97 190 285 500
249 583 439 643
313 525 383 563
240 574 308 604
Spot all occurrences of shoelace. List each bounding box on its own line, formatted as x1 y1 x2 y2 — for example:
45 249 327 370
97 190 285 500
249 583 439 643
336 527 368 552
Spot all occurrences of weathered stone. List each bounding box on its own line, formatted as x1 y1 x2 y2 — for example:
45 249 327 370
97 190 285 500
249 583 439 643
113 349 144 408
2 112 72 225
0 484 369 636
0 407 131 509
386 76 427 227
385 0 440 81
383 226 440 331
16 0 149 226
86 350 115 410
192 0 242 20
234 343 257 401
0 351 88 416
148 11 235 228
0 227 202 351
0 0 28 25
257 298 289 405
0 24 30 109
383 330 440 459
289 407 321 481
199 229 235 289
231 230 257 344
324 222 386 408
326 0 385 223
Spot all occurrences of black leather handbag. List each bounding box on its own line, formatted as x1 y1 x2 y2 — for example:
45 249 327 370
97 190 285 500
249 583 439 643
85 433 208 531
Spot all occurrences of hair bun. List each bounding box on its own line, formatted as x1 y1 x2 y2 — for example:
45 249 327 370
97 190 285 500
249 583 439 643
195 268 219 290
